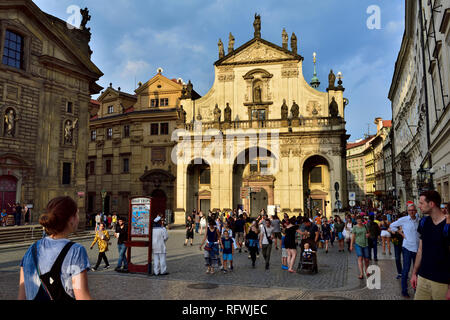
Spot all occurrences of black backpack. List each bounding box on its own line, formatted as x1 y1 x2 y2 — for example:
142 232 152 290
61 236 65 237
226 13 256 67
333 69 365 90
31 241 76 301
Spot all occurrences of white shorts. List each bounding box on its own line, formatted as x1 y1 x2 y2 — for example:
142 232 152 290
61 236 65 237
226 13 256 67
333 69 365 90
282 248 288 258
381 230 391 238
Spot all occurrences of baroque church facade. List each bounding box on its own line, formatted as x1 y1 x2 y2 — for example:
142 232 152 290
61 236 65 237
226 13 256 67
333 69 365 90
173 16 349 223
0 1 102 227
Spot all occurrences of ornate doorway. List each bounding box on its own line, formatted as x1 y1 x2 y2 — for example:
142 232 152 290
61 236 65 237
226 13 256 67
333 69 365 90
151 189 167 220
0 175 17 214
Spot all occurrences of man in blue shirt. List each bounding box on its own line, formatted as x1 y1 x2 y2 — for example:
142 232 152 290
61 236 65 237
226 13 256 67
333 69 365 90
412 191 450 300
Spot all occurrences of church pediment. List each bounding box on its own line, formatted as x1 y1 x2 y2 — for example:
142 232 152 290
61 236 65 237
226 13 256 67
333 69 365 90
216 38 302 66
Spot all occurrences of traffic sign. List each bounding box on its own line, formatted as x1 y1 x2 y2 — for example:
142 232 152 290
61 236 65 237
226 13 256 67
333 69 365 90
349 200 356 207
349 192 356 201
335 200 343 210
335 182 340 192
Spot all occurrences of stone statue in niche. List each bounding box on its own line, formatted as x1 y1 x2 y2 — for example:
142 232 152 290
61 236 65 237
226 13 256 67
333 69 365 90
178 105 187 123
254 85 262 103
329 97 339 117
213 104 221 122
4 108 18 137
218 39 225 59
281 99 289 120
64 119 78 144
224 103 232 122
291 101 300 119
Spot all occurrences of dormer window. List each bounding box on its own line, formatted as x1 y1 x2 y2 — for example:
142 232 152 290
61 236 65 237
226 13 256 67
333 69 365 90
2 30 24 70
107 106 114 114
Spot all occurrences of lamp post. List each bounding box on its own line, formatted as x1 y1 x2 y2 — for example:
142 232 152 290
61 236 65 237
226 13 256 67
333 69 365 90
101 189 107 215
417 166 434 195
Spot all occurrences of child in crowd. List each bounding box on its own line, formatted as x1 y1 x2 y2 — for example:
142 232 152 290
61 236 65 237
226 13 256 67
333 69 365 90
303 242 316 260
221 230 234 273
281 230 288 270
1 209 7 227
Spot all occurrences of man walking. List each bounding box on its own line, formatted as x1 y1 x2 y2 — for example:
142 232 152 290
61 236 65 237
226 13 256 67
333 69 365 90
389 201 420 298
367 215 381 261
259 219 274 270
152 216 169 276
15 203 22 226
114 216 129 273
411 191 450 300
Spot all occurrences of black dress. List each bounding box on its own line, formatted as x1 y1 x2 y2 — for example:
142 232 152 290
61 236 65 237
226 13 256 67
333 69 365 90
285 225 298 249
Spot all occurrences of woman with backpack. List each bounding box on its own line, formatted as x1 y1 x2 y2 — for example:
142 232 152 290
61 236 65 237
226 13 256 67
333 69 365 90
18 196 92 300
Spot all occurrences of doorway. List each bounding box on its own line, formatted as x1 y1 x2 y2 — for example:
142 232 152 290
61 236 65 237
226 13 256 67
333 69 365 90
0 175 17 214
250 188 268 217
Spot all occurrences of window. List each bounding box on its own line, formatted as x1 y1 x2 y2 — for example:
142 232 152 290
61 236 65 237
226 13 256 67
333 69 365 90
160 98 169 106
310 167 322 184
67 101 73 113
250 163 258 173
260 160 269 174
89 161 95 175
106 128 113 140
2 30 24 69
199 168 211 185
124 125 130 138
91 130 97 141
151 123 159 135
160 123 169 135
151 99 159 108
105 159 112 174
107 106 114 114
62 163 71 185
123 158 129 173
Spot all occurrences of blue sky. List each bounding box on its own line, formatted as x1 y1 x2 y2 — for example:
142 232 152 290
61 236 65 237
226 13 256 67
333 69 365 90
33 0 404 141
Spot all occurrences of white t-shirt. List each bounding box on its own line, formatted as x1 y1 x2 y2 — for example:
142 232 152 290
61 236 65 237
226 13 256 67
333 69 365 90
259 225 274 245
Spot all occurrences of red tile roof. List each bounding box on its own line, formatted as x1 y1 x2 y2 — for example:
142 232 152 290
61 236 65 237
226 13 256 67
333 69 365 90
346 135 375 150
382 120 392 128
90 99 100 106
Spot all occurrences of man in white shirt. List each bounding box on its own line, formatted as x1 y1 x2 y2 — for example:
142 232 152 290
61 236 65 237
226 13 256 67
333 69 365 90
259 219 274 270
152 216 169 276
389 201 420 298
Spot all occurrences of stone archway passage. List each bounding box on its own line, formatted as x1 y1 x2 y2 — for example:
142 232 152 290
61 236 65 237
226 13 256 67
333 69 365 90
151 189 167 221
0 175 17 214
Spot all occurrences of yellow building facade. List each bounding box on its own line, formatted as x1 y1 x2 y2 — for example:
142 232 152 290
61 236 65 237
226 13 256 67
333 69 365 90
173 17 350 223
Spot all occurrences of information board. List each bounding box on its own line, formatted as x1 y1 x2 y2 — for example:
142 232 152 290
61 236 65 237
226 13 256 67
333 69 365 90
130 197 151 236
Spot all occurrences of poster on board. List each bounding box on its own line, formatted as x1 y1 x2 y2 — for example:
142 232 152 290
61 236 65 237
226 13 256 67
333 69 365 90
130 197 151 236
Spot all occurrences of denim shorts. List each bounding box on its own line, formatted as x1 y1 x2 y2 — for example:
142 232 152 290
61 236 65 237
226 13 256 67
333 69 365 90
354 244 370 258
223 253 233 261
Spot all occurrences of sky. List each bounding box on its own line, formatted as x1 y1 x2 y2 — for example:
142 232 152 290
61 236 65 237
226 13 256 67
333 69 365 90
33 0 405 141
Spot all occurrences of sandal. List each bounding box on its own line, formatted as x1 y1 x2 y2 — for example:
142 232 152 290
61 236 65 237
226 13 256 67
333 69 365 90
288 270 296 273
358 275 364 280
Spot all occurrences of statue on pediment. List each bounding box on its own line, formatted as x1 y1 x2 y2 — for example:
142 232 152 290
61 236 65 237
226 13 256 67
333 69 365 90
281 99 289 120
80 8 91 31
291 101 299 119
218 39 225 59
228 33 235 54
282 29 288 50
254 14 261 38
224 103 232 122
213 104 221 122
328 70 336 89
291 33 298 54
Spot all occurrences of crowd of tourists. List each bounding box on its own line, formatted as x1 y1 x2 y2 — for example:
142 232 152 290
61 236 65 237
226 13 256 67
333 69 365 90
1 202 31 227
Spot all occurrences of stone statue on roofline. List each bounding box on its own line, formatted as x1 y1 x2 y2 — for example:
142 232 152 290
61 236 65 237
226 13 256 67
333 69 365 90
228 33 235 54
328 70 336 90
282 29 288 50
213 104 221 122
80 8 91 31
218 39 225 59
291 101 299 119
254 14 261 38
224 103 232 122
281 99 289 120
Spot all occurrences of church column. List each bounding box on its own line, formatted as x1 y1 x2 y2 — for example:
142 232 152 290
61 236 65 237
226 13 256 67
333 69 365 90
174 161 187 225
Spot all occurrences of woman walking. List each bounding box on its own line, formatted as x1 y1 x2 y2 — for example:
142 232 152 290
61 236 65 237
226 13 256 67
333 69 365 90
350 216 370 279
380 216 391 255
184 215 194 246
284 217 299 273
199 213 206 235
344 215 353 252
334 216 345 252
321 220 332 254
90 223 111 271
200 219 222 274
245 224 259 268
18 196 92 300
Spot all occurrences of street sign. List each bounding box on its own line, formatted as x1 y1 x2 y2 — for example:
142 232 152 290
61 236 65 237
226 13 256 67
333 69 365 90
349 200 356 207
349 192 356 201
335 200 343 210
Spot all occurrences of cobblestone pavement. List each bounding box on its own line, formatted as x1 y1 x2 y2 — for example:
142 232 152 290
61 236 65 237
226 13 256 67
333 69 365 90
0 229 411 300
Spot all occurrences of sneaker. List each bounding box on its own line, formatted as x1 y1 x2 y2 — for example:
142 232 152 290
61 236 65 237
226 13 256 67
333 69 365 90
91 267 98 272
114 267 122 272
282 265 289 270
396 274 402 280
223 270 228 274
104 265 111 270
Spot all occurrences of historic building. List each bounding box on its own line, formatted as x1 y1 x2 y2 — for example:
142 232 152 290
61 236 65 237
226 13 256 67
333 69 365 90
87 71 199 220
389 0 450 209
0 1 102 226
346 135 375 205
173 16 350 223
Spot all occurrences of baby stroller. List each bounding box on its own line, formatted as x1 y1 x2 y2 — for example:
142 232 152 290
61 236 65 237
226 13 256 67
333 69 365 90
297 241 318 274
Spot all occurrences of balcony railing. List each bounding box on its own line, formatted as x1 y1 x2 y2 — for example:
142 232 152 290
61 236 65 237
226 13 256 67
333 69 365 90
181 117 345 131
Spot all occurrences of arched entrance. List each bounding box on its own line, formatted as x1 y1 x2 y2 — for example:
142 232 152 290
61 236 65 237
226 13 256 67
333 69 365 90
302 155 331 218
187 159 211 216
0 175 17 214
233 147 276 216
151 189 167 221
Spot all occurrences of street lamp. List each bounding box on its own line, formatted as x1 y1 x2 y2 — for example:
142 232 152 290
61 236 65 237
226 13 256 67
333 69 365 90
101 189 107 215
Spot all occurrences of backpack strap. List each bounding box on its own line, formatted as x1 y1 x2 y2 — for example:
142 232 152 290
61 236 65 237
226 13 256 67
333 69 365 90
31 241 53 300
49 242 75 275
